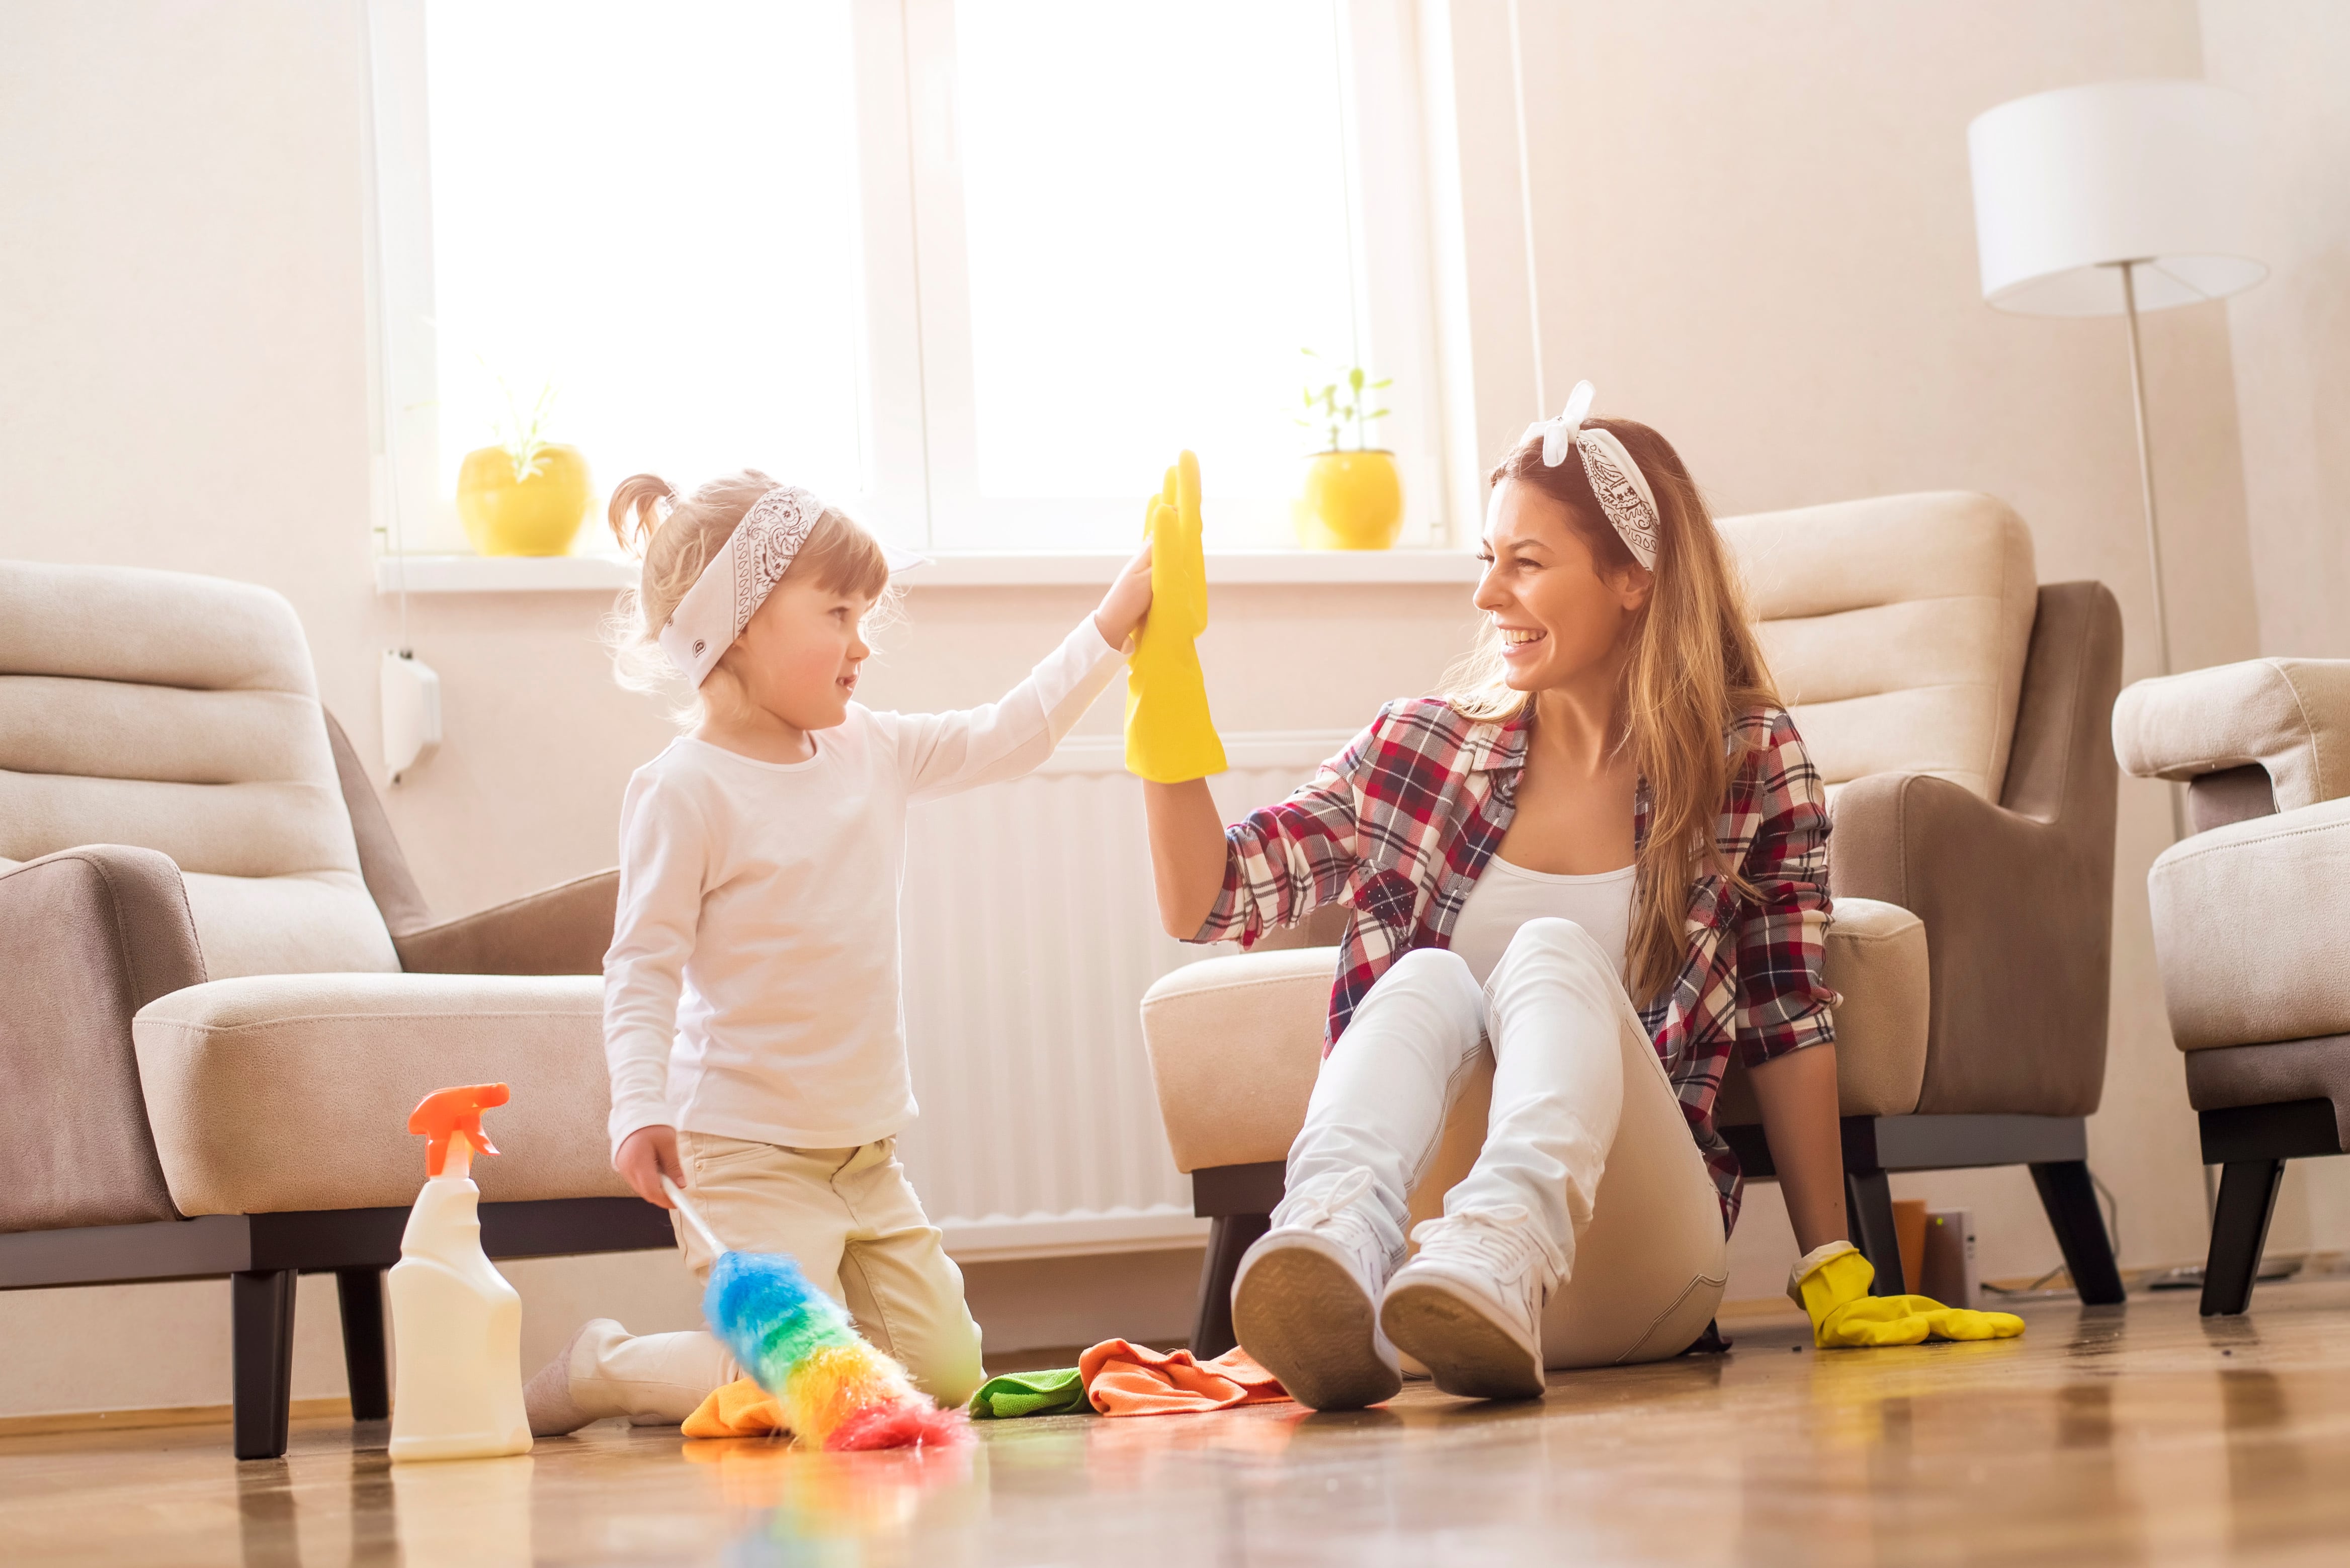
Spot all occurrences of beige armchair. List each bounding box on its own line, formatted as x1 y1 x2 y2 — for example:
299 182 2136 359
0 561 652 1458
2113 657 2350 1315
1143 494 2127 1355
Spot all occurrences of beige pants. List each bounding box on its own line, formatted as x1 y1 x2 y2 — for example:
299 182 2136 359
566 1134 985 1425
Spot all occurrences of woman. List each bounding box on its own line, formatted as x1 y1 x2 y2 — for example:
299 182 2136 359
1138 388 1857 1408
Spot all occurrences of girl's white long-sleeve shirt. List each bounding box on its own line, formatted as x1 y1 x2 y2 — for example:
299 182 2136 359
602 617 1126 1156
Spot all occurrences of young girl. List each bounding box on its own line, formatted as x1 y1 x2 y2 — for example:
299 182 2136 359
525 470 1152 1435
1137 387 2018 1409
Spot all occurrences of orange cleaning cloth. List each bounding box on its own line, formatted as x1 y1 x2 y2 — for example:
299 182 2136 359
1076 1340 1290 1416
684 1375 789 1439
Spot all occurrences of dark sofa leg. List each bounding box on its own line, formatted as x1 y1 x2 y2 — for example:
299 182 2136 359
2199 1159 2285 1318
2030 1160 2127 1306
336 1267 391 1422
232 1269 299 1460
1191 1212 1269 1360
1845 1169 1906 1295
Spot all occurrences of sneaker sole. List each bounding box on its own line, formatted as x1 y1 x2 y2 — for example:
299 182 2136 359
1232 1242 1401 1411
1380 1278 1546 1402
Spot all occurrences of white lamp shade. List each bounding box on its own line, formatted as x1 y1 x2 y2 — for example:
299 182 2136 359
1968 79 2264 316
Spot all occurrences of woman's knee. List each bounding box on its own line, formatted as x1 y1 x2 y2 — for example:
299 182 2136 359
1493 917 1613 981
1380 944 1481 997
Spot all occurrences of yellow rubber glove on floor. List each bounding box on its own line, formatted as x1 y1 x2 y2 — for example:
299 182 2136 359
1124 450 1227 783
1789 1241 2026 1348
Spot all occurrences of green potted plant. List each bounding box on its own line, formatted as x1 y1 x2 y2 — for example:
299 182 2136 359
1294 351 1401 550
456 379 592 557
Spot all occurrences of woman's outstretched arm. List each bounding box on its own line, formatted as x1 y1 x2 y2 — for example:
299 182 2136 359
1747 1044 1848 1253
1142 779 1230 938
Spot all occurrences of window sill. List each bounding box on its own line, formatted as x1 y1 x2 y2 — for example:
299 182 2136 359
372 549 1484 595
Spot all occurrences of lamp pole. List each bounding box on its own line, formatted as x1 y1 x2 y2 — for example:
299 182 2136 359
2109 257 2188 843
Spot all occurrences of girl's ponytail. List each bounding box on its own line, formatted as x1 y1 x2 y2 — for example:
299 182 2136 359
608 473 678 555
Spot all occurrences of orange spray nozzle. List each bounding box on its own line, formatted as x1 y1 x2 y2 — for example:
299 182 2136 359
407 1083 510 1176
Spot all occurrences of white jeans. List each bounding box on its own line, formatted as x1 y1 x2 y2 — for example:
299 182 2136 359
1283 918 1729 1368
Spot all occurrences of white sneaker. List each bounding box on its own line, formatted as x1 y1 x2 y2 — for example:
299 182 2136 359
1231 1169 1403 1410
1380 1206 1563 1401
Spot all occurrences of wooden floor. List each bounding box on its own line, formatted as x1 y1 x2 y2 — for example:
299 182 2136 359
7 1282 2350 1566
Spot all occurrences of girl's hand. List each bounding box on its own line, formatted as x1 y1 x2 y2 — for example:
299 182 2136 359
616 1124 684 1208
1094 540 1154 651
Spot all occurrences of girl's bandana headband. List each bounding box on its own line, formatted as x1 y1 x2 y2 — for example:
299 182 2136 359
658 485 926 687
1521 381 1660 569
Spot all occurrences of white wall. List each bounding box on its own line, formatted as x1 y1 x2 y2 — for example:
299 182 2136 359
0 0 2321 1416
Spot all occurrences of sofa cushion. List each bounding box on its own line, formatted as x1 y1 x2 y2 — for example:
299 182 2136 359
1715 897 1928 1126
1141 897 1927 1174
133 973 626 1215
2148 797 2350 1050
2113 657 2350 814
1141 947 1332 1174
0 563 397 977
1719 493 2037 803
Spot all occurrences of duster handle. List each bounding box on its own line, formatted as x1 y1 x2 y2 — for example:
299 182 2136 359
659 1176 727 1258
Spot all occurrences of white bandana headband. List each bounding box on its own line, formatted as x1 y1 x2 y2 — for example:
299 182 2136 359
1520 380 1661 569
657 486 926 687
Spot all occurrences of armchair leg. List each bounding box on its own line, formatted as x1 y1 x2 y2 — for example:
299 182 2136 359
2199 1159 2286 1318
232 1269 299 1461
1844 1170 1906 1295
1190 1213 1269 1360
335 1267 391 1422
2030 1160 2127 1306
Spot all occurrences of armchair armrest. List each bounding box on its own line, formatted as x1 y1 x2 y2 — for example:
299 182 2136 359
1828 581 2121 1118
392 869 619 977
0 846 204 1231
1140 947 1338 1172
2113 658 2350 814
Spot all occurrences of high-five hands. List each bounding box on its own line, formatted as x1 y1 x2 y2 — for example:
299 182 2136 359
1124 451 1227 782
1789 1241 2026 1348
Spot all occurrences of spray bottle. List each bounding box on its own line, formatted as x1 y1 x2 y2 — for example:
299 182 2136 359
389 1083 532 1463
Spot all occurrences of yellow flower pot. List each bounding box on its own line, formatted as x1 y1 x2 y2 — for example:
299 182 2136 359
1295 449 1403 550
456 443 592 557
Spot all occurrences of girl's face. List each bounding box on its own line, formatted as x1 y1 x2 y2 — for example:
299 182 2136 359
720 572 878 733
1474 478 1652 691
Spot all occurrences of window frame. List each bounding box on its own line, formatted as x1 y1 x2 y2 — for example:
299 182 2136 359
364 0 1462 561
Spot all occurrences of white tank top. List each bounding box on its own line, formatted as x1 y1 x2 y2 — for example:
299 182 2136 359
1448 856 1637 988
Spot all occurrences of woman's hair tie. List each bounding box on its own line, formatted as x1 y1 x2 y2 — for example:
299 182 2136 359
1520 381 1661 569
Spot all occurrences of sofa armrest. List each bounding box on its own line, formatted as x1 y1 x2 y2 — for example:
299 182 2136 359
2113 658 2350 813
0 846 205 1231
1140 947 1338 1172
1828 580 2121 1117
392 870 619 976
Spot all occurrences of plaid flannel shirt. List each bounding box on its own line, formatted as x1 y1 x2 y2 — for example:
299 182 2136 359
1195 696 1835 1231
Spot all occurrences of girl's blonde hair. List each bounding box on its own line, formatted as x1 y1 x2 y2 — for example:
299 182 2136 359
1445 419 1779 1008
603 468 898 728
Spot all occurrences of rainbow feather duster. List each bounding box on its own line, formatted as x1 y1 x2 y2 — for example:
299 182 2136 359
666 1179 966 1450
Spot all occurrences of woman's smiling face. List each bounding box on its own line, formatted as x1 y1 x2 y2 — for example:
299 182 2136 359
1474 477 1652 692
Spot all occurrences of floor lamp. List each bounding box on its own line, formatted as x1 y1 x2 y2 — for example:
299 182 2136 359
1967 79 2265 841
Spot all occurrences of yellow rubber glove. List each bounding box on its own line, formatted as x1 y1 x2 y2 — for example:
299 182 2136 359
1789 1241 2026 1349
1124 450 1228 782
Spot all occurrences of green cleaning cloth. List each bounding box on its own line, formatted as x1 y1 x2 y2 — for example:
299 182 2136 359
967 1365 1087 1420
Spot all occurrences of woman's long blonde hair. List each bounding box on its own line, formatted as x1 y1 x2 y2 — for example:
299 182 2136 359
602 469 897 728
1446 419 1779 1008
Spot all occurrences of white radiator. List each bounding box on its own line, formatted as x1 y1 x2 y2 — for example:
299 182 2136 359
896 730 1352 1262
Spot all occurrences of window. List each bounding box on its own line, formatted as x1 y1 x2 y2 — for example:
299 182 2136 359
369 0 1449 556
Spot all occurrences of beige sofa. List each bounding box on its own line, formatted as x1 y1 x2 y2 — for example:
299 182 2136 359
2114 657 2350 1314
0 561 654 1458
1143 493 2127 1354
